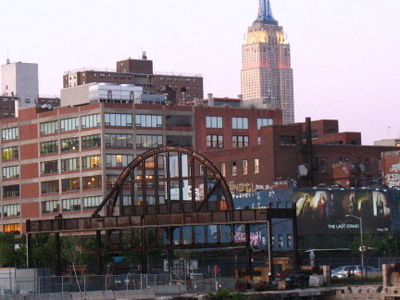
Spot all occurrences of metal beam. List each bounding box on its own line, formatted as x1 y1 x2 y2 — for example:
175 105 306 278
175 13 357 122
27 208 296 234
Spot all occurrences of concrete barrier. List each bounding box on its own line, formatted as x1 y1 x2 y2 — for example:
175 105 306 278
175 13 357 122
114 289 156 300
150 285 188 295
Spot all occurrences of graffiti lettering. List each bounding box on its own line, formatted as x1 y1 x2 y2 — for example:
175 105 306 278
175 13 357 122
228 181 272 193
390 163 400 172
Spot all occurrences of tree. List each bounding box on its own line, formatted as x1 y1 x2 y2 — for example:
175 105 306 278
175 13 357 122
0 233 25 267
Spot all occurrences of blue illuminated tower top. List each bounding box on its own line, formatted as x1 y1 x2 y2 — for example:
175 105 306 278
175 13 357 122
255 0 278 25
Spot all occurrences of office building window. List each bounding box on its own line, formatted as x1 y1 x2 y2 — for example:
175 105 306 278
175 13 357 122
206 116 223 128
61 137 79 152
3 185 19 198
81 114 100 128
232 135 249 148
104 113 132 127
82 155 101 169
83 196 102 209
232 162 237 176
106 154 133 167
279 135 296 145
41 180 59 194
254 158 260 174
61 158 80 172
136 135 163 148
206 134 223 148
40 121 58 135
41 160 58 174
286 234 293 247
82 134 101 149
105 134 133 148
257 118 273 129
40 141 58 155
2 146 18 160
242 160 248 175
2 165 19 179
2 127 18 141
3 204 20 217
82 176 102 190
232 117 248 129
42 200 60 214
61 178 80 192
320 158 326 172
62 198 81 212
3 223 20 233
106 174 118 188
135 114 163 127
60 117 79 132
220 162 226 176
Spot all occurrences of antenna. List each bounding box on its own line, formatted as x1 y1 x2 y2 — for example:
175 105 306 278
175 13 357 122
6 49 10 64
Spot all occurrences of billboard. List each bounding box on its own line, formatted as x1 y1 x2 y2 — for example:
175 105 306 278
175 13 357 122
293 189 390 235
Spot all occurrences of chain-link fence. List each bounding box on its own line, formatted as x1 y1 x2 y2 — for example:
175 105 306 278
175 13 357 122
0 271 233 295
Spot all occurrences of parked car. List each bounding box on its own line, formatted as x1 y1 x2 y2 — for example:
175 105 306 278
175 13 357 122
331 265 379 279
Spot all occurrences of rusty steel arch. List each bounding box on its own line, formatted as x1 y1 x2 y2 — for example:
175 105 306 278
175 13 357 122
26 147 298 277
92 146 233 217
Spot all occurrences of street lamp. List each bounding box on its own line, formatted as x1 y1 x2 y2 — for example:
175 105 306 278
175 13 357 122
345 214 364 277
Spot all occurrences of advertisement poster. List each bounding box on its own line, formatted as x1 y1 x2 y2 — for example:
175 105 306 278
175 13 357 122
293 189 390 235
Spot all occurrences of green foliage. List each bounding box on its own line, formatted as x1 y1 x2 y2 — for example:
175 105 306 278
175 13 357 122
347 232 400 256
0 233 25 267
231 292 245 300
29 234 57 268
214 288 232 299
120 229 163 265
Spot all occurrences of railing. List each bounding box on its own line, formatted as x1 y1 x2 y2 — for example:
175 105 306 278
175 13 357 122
0 273 225 295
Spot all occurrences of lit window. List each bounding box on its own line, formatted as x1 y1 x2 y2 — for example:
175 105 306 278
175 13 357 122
232 162 237 176
242 160 248 175
254 159 260 174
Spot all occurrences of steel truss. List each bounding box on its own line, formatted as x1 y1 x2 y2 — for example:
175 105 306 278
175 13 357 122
26 147 298 277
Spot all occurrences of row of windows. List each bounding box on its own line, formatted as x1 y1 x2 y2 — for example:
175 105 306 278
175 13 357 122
2 176 102 198
2 166 19 179
41 155 100 174
206 135 249 149
34 196 104 214
158 76 197 83
40 154 134 175
206 117 273 130
41 176 102 194
41 134 101 154
38 113 167 136
220 158 259 176
2 127 18 141
3 133 172 161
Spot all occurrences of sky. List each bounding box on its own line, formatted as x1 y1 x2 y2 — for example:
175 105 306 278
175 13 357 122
1 0 400 145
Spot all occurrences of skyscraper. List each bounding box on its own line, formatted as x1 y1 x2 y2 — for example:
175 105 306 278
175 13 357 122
241 0 294 124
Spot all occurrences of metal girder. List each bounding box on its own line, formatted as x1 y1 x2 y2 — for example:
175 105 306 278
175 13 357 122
27 208 295 234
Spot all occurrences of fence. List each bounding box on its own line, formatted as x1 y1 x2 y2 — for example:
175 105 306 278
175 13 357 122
0 272 229 295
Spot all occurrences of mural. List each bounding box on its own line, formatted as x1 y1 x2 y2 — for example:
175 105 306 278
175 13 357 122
293 189 390 235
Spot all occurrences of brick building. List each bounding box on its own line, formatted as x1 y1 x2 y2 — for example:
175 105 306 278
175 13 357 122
63 55 203 104
202 119 397 193
0 96 281 233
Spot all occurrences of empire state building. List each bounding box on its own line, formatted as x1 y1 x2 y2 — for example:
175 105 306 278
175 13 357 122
241 0 294 124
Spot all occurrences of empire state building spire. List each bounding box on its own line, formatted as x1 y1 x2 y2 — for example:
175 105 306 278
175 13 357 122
255 0 278 24
242 0 294 124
